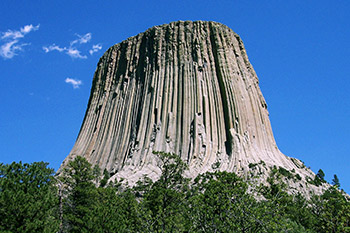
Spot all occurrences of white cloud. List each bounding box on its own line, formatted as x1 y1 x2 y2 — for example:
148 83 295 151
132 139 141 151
43 44 87 59
44 33 94 59
1 31 23 40
89 44 102 55
66 48 87 59
1 24 39 40
0 40 20 58
65 78 82 89
71 33 91 46
0 24 39 59
0 40 30 59
21 24 40 34
43 44 66 53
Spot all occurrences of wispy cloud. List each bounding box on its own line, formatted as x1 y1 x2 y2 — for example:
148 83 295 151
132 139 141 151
0 40 23 59
1 24 40 40
70 33 91 46
89 44 102 55
44 33 99 59
43 44 87 59
43 44 66 53
65 78 82 89
0 24 39 59
66 48 87 59
21 24 40 34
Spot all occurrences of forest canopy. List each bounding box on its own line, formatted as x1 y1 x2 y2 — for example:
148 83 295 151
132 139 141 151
0 153 349 232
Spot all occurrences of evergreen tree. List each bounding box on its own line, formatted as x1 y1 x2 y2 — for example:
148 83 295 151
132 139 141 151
2 155 350 232
93 184 141 232
332 174 340 188
314 169 326 186
139 152 190 232
259 168 318 231
188 171 270 232
316 169 325 181
99 169 110 188
312 186 350 232
0 161 59 232
60 156 99 232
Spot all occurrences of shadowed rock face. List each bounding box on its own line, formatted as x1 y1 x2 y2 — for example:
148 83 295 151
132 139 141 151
60 21 317 190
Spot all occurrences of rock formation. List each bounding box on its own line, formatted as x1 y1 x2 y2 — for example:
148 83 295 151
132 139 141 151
59 21 321 194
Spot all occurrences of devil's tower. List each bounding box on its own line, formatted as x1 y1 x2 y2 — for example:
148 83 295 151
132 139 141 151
60 21 317 189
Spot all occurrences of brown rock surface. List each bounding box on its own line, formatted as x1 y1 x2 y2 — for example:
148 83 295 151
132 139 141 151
59 21 322 195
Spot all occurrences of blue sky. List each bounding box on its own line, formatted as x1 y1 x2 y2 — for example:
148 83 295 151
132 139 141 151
1 1 349 192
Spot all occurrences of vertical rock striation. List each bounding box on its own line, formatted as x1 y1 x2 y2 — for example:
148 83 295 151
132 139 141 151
60 21 316 191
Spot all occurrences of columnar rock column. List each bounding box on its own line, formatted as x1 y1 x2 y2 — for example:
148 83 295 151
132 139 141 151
60 21 315 187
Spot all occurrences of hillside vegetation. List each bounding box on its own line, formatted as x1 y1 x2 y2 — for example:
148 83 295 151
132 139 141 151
1 153 349 232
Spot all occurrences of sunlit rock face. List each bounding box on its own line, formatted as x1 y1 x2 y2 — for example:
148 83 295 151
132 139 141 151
60 21 319 193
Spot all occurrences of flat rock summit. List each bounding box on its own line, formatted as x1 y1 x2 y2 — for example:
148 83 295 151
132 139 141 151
60 21 323 194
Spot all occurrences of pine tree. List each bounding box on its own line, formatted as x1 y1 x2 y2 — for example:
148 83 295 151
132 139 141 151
99 169 110 188
314 169 326 186
313 186 350 232
332 174 340 188
316 169 325 181
188 171 268 232
60 156 99 232
140 152 190 232
0 161 59 232
93 185 142 232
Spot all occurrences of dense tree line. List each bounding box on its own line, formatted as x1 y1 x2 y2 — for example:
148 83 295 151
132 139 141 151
1 153 349 232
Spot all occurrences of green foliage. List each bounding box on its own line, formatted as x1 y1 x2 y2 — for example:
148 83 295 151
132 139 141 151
60 156 100 232
138 151 190 232
92 164 101 184
99 169 110 188
317 169 325 180
306 169 327 187
332 174 340 188
1 155 349 232
189 171 264 232
278 166 294 179
269 166 301 181
310 169 326 187
259 168 319 231
313 186 350 232
92 185 141 232
0 161 59 232
295 173 302 181
249 162 257 168
248 161 266 169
